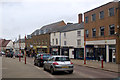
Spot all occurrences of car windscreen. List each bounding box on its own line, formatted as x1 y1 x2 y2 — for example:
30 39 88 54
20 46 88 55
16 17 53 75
55 57 70 61
43 54 51 57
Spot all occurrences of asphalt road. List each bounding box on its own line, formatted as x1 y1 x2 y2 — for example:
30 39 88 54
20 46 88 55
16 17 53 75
2 56 119 79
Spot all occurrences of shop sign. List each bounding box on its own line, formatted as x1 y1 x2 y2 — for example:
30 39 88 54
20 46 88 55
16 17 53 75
52 48 58 51
36 46 47 48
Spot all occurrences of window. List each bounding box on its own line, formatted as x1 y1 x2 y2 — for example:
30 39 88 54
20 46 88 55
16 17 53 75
85 30 89 38
77 31 81 37
109 8 114 16
54 33 55 36
92 28 96 37
92 14 96 21
109 24 115 35
64 41 67 45
100 26 105 36
100 11 104 19
77 39 81 46
56 38 58 45
64 32 66 38
85 16 88 23
52 39 54 45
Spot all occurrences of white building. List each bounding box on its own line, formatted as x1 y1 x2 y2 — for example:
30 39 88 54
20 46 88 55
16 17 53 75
50 22 84 59
61 23 84 58
13 39 25 53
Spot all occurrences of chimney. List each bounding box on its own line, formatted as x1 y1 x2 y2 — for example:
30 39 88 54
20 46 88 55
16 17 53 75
78 13 82 24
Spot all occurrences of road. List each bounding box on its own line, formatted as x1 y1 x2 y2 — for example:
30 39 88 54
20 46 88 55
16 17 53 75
2 56 119 79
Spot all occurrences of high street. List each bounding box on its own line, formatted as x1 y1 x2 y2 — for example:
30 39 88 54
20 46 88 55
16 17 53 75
2 56 118 79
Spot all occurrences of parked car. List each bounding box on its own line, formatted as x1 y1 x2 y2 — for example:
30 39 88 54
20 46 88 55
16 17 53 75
0 51 5 55
34 53 51 67
43 55 74 74
15 51 23 58
6 52 13 58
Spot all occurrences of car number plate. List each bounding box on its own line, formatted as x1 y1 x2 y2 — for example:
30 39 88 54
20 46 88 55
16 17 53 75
62 66 68 68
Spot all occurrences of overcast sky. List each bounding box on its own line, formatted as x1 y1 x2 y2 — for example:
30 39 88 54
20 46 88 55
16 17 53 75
0 0 116 41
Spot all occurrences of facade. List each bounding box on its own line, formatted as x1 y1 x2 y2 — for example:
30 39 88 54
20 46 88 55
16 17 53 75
50 32 61 55
0 39 13 52
84 1 120 63
13 39 25 53
50 14 84 59
61 23 84 58
26 21 66 55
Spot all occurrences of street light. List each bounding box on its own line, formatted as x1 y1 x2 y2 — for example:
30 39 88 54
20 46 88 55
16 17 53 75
25 35 27 64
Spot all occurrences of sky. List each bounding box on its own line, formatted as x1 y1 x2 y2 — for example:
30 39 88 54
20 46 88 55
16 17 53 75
0 0 117 41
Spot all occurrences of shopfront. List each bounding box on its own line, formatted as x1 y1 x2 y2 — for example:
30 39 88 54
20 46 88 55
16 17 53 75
74 48 84 59
50 46 60 55
61 47 69 56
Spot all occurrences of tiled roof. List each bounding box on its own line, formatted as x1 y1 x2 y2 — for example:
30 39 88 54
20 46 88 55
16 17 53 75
61 22 84 32
40 20 66 34
0 39 10 47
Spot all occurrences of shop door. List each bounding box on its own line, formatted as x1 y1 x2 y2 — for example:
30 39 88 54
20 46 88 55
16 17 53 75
109 49 112 62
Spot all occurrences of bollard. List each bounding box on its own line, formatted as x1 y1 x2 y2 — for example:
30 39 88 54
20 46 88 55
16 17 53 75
101 59 103 68
25 56 26 64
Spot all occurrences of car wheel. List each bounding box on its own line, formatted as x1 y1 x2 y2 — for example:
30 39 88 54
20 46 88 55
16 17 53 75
43 66 47 71
69 70 73 74
34 62 36 66
50 67 55 75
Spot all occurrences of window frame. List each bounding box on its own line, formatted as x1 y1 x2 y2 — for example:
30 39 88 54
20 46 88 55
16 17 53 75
100 26 105 36
99 11 104 19
109 24 115 35
85 16 89 23
77 39 81 46
85 30 89 38
109 8 114 16
91 14 96 21
77 31 81 37
92 28 96 37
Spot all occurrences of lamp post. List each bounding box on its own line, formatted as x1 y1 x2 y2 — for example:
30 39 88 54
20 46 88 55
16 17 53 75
84 30 86 64
19 35 21 62
25 35 27 64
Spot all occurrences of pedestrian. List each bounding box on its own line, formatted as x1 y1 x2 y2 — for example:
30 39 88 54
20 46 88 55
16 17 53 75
113 53 115 62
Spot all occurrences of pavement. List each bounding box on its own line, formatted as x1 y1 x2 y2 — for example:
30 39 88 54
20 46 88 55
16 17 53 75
71 59 120 73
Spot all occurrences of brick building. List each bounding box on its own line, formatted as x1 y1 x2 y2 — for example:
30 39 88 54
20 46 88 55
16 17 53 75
84 1 120 63
26 21 66 54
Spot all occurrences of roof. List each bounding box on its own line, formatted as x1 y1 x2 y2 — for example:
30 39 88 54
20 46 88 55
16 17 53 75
84 1 119 14
40 20 66 34
0 39 11 47
61 22 84 32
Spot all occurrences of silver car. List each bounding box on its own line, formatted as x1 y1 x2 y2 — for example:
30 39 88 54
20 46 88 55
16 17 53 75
43 55 73 74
